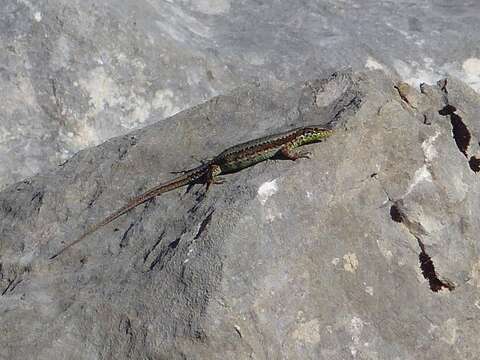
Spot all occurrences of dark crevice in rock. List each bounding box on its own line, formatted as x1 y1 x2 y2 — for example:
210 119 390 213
468 156 480 172
187 192 208 213
149 235 181 271
58 158 70 167
450 113 470 158
118 147 129 160
143 230 165 263
193 210 214 240
438 104 456 116
423 114 431 125
390 203 404 223
389 200 427 237
439 104 471 159
119 200 153 248
31 190 44 213
438 78 448 93
1 278 15 296
31 191 44 204
168 238 180 249
119 223 135 248
437 77 480 172
8 278 23 293
1 277 22 296
388 200 454 292
333 95 362 121
87 186 103 208
148 248 168 271
417 239 455 292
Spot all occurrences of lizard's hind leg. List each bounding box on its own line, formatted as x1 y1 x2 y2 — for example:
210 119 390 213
205 164 223 192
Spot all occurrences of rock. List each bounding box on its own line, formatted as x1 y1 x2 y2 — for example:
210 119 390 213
2 1 480 189
1 70 480 359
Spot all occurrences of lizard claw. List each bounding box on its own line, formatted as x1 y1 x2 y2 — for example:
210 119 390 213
205 175 225 192
213 177 225 185
299 151 311 159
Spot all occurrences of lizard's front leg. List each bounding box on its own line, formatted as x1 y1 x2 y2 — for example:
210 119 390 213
279 145 311 161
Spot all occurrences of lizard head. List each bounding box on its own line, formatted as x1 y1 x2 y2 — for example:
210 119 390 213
298 126 334 144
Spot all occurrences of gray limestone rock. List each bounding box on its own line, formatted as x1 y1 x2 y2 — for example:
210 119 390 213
2 1 480 189
1 70 480 359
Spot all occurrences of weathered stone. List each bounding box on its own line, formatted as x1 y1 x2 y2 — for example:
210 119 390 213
1 70 479 359
2 1 480 189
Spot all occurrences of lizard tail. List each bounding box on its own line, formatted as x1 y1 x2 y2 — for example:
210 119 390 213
49 167 208 260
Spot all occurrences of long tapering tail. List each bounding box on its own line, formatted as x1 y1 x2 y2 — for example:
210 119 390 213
50 166 208 259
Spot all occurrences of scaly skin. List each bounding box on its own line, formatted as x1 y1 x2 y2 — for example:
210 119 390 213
50 125 333 259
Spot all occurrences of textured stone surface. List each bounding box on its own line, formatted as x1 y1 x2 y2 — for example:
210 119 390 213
2 1 480 189
1 70 480 359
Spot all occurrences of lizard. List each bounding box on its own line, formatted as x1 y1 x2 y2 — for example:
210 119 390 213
50 124 333 259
